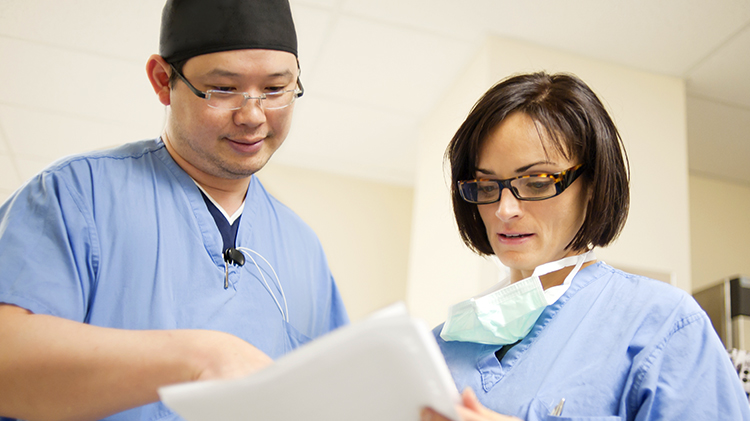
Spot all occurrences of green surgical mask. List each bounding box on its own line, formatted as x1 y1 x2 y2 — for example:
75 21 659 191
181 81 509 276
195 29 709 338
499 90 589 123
440 251 595 345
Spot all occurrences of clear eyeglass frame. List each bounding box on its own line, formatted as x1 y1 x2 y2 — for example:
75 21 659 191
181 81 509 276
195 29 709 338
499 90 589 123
170 65 304 110
458 164 585 204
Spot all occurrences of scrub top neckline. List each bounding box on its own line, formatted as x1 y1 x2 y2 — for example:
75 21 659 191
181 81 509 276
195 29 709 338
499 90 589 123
476 262 605 392
153 138 259 268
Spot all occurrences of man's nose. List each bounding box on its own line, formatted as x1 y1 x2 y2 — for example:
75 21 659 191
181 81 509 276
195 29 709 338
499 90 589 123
233 97 267 126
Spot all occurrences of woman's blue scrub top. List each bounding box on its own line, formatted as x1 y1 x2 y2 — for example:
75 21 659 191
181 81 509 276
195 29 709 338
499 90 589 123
435 263 750 420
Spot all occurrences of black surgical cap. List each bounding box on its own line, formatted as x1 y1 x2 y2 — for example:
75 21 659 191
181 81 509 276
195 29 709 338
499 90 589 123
159 0 298 63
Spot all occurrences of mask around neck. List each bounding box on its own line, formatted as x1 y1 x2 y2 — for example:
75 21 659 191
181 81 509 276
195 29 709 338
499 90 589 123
439 250 596 345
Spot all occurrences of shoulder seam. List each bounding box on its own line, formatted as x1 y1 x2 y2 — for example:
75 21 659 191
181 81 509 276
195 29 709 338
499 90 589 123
43 141 164 174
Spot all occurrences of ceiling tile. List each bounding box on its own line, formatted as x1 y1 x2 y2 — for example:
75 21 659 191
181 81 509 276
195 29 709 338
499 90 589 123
15 157 55 183
290 3 336 72
0 104 162 163
340 0 484 41
292 0 340 9
0 153 21 191
0 119 7 154
340 0 750 78
1 0 748 189
0 189 12 204
686 26 750 108
0 38 165 126
274 95 418 185
309 15 475 117
0 0 160 62
4 0 748 80
477 0 750 77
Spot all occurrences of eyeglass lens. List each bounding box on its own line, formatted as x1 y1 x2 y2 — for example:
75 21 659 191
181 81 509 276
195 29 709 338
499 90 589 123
205 90 298 110
464 176 558 203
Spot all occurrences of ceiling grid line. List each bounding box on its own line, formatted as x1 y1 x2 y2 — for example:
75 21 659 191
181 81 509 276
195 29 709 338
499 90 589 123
0 100 137 128
683 19 750 77
0 34 143 66
302 0 347 85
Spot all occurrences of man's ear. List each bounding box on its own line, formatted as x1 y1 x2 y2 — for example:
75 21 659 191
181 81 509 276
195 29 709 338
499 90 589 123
146 54 172 106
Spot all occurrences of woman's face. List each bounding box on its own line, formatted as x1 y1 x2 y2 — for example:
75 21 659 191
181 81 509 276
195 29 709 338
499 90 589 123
475 112 589 279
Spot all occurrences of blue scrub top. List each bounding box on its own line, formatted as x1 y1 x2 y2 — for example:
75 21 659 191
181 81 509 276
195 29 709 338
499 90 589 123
0 139 349 420
435 262 750 420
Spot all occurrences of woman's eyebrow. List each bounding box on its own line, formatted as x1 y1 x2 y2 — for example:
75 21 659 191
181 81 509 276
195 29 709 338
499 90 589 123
514 160 556 174
475 160 557 177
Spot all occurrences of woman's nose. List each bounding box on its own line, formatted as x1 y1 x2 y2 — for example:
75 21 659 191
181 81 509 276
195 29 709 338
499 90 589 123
494 188 522 222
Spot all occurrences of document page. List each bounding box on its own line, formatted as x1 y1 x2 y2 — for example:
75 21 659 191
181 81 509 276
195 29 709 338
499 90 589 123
159 303 460 420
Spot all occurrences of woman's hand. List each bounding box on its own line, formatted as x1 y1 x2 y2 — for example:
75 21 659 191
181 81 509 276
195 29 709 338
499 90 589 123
421 388 522 421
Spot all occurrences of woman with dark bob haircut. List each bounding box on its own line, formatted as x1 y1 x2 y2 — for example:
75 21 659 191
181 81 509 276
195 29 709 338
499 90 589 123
422 72 749 421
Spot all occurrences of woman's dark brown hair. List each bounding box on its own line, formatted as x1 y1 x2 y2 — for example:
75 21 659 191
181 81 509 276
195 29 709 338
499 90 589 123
446 71 629 256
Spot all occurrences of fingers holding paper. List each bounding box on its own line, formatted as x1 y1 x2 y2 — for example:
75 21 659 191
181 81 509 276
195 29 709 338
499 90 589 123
421 388 522 421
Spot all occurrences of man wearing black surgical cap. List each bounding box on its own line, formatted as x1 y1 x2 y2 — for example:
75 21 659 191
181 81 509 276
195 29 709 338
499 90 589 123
0 1 348 420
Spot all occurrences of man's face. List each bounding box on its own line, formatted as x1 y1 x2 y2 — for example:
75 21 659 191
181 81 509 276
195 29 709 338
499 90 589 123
164 49 299 182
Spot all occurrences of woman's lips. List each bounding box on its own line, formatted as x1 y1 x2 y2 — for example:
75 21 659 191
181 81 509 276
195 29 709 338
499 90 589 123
497 232 533 244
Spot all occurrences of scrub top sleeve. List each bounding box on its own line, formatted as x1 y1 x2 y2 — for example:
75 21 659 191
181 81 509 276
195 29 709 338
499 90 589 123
0 171 98 321
629 311 750 420
326 274 349 330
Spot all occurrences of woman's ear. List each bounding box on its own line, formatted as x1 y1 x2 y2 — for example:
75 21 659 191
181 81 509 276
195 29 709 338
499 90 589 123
146 54 171 106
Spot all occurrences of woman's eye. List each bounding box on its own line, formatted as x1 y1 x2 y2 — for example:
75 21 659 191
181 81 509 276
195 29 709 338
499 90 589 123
266 86 285 93
476 183 500 197
213 86 235 92
478 184 497 193
526 179 553 190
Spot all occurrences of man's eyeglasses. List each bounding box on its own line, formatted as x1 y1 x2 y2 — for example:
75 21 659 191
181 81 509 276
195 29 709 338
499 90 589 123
170 65 304 111
458 164 585 203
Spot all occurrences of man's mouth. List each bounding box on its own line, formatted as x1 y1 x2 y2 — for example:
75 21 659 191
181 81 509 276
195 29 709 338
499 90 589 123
227 136 264 145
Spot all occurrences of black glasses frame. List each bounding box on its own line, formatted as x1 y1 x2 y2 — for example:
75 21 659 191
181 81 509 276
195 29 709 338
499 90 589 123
458 164 585 204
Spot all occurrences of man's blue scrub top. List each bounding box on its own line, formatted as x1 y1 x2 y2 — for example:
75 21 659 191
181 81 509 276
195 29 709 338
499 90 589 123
435 263 750 420
0 139 348 420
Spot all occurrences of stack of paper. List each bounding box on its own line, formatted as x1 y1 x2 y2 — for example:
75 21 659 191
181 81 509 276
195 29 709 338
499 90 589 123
159 304 460 420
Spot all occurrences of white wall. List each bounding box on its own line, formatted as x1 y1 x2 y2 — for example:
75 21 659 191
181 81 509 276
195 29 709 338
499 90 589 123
690 174 750 292
407 36 691 327
257 161 414 322
405 42 502 327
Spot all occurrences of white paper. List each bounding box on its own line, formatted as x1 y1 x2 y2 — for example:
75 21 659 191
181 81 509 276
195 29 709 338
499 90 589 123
159 303 460 420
